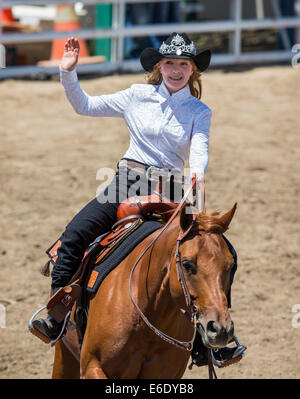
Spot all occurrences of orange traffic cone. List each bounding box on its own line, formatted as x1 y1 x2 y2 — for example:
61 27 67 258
51 5 89 60
1 7 36 32
2 8 14 24
37 5 106 68
1 7 22 30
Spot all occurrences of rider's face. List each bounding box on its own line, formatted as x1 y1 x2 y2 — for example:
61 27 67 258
159 58 193 94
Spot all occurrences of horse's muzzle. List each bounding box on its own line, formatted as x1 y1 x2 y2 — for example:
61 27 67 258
198 320 234 348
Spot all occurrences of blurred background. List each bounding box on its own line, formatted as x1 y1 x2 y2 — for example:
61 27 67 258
1 0 300 78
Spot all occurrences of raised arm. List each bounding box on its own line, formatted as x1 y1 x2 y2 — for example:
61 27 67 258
59 37 132 118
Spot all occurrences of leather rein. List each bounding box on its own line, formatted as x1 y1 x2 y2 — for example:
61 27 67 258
129 177 201 351
128 177 218 378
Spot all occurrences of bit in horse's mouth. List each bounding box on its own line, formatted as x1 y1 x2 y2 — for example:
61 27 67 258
197 323 212 348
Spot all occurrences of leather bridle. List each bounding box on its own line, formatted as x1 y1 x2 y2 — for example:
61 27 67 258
128 178 204 349
129 215 199 351
128 177 218 378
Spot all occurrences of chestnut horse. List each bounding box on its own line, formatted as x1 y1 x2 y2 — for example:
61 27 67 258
52 203 237 379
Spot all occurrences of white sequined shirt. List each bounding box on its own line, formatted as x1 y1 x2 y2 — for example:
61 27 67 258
60 67 212 176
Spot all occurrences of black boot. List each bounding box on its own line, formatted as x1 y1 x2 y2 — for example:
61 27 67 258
31 316 64 343
190 332 247 369
211 338 247 367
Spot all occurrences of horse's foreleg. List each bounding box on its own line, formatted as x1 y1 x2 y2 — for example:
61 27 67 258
81 365 108 379
52 340 80 379
80 354 108 379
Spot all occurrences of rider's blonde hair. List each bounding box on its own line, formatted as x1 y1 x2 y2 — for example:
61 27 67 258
145 59 202 99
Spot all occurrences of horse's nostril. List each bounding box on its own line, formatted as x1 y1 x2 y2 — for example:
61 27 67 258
207 320 220 335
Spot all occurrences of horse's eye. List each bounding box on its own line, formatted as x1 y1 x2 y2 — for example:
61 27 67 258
182 260 197 275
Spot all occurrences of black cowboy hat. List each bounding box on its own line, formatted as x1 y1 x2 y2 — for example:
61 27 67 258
140 32 211 72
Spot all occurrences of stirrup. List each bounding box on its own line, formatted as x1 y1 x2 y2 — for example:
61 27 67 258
28 306 71 346
211 336 247 368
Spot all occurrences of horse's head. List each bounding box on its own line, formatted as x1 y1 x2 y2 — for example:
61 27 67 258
171 203 237 349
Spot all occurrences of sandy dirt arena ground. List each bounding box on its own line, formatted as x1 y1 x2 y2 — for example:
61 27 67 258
0 63 299 380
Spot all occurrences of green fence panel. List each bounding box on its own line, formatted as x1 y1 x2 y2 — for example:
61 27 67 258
95 4 112 60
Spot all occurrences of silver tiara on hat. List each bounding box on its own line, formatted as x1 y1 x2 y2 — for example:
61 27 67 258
159 33 196 56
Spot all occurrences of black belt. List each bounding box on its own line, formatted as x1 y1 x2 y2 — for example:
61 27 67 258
118 158 183 183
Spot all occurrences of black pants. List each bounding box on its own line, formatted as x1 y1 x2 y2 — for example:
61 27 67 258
51 163 183 291
50 161 237 308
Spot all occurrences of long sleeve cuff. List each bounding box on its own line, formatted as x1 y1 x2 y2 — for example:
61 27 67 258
189 168 205 178
59 65 78 85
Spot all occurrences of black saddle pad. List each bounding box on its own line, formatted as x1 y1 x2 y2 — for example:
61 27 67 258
86 220 163 293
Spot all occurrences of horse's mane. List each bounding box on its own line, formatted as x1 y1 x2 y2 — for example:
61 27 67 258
195 210 229 234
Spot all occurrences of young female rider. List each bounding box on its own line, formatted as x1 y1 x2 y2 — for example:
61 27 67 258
31 32 246 365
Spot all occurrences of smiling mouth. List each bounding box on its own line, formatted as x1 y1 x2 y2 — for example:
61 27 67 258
169 76 182 81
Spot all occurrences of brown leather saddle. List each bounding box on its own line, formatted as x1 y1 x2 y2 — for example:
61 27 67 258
40 192 179 338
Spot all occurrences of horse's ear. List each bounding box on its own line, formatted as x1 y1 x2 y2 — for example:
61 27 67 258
219 203 237 231
179 204 194 232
